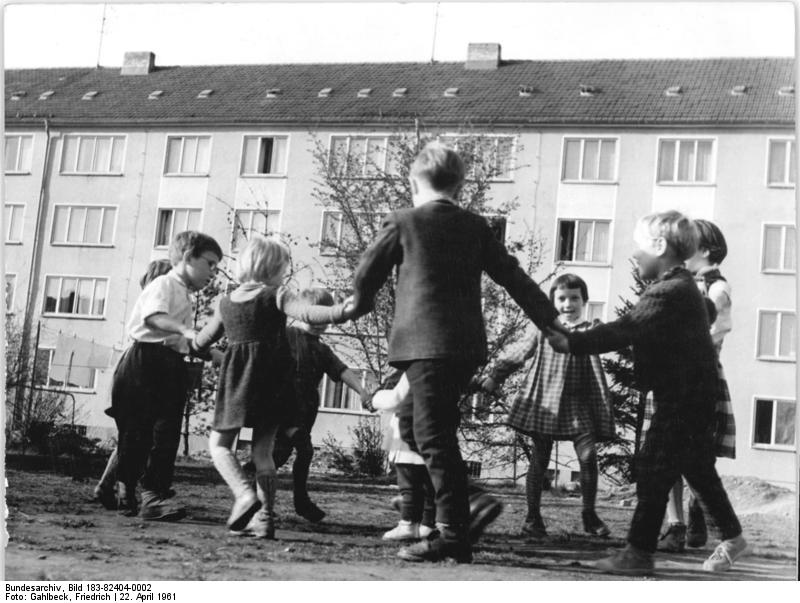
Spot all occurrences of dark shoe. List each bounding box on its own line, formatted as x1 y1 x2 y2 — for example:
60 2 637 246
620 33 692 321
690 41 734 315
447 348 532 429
295 497 326 523
397 531 472 563
117 483 138 517
139 490 186 522
657 523 686 553
231 509 275 539
92 485 118 510
686 499 708 548
596 544 654 576
582 509 611 537
227 492 261 531
468 491 503 543
521 520 548 538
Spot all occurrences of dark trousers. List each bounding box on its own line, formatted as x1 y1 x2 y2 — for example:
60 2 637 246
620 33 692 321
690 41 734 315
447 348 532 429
396 463 436 526
273 427 315 502
112 343 188 495
629 389 742 553
396 358 477 528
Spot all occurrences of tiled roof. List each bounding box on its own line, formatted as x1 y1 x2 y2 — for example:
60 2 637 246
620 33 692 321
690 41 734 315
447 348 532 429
4 58 795 127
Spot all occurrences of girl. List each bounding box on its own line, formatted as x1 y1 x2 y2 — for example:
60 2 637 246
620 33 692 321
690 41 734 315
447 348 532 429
192 235 351 538
480 273 615 538
371 370 436 541
659 219 736 552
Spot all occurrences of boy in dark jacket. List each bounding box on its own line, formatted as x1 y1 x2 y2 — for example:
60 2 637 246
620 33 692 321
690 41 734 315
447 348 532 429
345 142 563 563
547 210 747 575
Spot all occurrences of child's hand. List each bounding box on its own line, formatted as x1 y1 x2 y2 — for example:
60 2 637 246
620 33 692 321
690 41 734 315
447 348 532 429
481 376 498 393
182 328 198 343
360 391 375 413
209 348 224 367
342 296 357 320
545 319 570 337
546 331 570 354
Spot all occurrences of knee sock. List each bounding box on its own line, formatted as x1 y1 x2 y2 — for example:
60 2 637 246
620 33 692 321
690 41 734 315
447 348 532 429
525 434 553 523
574 433 599 512
210 445 254 501
291 430 314 504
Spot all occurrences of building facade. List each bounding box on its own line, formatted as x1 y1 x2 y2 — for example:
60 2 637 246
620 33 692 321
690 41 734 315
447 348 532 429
3 47 796 487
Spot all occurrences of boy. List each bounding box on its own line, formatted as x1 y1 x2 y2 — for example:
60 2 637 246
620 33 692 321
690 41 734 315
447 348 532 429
111 231 222 521
344 142 563 563
547 211 747 575
274 287 370 522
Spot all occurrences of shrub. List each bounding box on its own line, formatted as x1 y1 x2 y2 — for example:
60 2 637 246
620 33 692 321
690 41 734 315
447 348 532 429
350 416 386 477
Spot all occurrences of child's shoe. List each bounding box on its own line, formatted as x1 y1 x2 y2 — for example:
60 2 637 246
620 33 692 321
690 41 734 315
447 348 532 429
138 489 186 522
686 499 708 548
520 516 548 539
419 524 435 539
657 522 686 552
582 509 611 537
383 520 420 541
595 544 654 576
397 525 472 563
231 509 275 539
92 484 119 510
468 491 504 543
294 496 326 523
117 483 138 517
227 491 261 532
702 535 748 572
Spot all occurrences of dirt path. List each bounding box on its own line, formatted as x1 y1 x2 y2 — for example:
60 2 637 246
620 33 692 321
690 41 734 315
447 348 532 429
3 457 797 581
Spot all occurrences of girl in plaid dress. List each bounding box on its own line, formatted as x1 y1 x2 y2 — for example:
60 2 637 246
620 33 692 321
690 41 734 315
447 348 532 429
659 219 736 552
480 273 615 538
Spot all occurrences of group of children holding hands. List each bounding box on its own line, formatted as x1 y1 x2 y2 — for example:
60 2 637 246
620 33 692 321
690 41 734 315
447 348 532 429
96 140 748 576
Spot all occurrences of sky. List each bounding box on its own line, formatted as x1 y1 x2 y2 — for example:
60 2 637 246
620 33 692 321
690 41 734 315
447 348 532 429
1 1 796 69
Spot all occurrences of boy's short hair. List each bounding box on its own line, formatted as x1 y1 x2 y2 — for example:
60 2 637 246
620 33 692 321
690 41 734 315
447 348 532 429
237 234 290 283
300 287 335 306
410 141 466 194
638 210 698 261
693 219 728 264
139 259 172 289
169 231 223 265
549 273 589 303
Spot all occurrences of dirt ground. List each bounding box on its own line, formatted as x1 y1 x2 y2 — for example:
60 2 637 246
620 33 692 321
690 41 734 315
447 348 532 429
2 454 798 581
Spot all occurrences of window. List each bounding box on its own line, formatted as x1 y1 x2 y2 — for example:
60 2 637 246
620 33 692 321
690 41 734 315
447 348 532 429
241 136 288 176
61 135 125 174
767 139 796 186
43 276 108 317
562 138 617 182
330 135 390 177
51 205 117 246
154 208 202 248
4 204 24 243
232 209 281 250
319 369 377 411
439 135 515 180
5 274 16 313
586 301 605 322
753 398 796 449
164 136 211 175
4 135 33 173
33 347 97 391
657 139 714 184
557 219 610 264
757 310 796 361
319 210 386 255
762 225 796 273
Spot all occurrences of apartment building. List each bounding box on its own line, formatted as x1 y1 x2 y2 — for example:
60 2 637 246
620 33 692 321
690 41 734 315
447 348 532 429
3 46 795 486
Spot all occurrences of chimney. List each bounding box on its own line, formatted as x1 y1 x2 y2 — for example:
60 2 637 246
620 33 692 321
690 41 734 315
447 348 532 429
121 52 156 76
465 43 501 70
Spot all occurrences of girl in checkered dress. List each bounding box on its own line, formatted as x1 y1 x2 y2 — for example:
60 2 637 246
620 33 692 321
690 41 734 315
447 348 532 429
659 219 736 552
480 273 614 538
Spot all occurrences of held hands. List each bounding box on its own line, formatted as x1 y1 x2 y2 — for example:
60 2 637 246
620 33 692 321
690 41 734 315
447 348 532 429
360 389 376 413
546 330 570 354
342 295 357 321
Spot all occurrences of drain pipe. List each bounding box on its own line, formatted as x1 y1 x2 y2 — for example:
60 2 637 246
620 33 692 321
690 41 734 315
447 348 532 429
14 118 55 419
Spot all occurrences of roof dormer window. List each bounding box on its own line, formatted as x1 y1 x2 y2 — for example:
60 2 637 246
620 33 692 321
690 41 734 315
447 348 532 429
265 88 282 98
10 90 26 101
197 89 213 99
731 85 748 96
357 88 372 98
518 85 534 97
82 90 99 100
392 88 408 97
579 84 597 97
444 87 459 97
778 85 794 96
665 85 683 97
148 90 163 100
318 88 333 98
38 90 55 100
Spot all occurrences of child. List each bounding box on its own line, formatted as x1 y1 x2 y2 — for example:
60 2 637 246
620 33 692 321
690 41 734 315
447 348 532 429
371 369 436 541
659 219 736 552
547 210 747 575
93 259 172 509
192 235 351 538
110 232 222 520
273 287 370 523
344 141 564 563
480 273 614 539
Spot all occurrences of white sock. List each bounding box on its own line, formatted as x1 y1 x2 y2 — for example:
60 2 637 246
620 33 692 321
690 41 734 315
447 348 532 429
209 446 253 501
